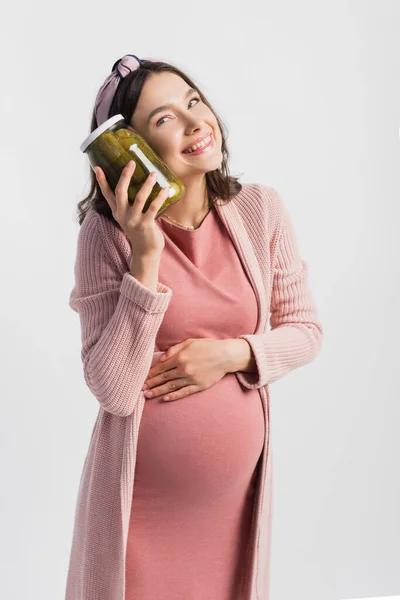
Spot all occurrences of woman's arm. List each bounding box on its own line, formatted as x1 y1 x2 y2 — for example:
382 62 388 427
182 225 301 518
69 212 172 416
235 201 323 389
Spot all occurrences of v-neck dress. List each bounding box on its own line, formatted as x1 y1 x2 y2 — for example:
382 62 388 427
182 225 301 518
124 205 265 600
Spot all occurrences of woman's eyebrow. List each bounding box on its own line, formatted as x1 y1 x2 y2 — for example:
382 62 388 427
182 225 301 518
147 88 197 124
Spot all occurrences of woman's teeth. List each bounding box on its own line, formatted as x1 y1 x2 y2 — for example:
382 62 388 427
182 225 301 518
183 135 212 153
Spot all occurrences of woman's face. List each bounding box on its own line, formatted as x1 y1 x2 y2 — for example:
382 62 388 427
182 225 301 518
129 72 223 180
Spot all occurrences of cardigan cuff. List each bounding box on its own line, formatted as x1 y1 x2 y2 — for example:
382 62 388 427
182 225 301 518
120 271 172 314
235 333 268 389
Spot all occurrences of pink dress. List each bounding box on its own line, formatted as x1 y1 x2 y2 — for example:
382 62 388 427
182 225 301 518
125 205 265 600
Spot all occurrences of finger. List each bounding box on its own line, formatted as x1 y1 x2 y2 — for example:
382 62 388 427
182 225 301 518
142 185 171 222
147 355 177 378
159 340 186 362
143 368 182 390
129 170 159 218
143 378 189 400
95 166 116 212
163 385 199 402
114 160 137 209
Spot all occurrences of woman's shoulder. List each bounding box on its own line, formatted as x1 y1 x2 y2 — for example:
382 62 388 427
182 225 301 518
234 182 285 231
77 209 131 272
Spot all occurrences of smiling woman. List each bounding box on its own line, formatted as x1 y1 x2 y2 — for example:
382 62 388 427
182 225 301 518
75 57 242 230
126 70 225 230
67 54 323 600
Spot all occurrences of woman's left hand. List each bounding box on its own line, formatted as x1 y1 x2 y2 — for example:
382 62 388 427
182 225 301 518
142 338 232 402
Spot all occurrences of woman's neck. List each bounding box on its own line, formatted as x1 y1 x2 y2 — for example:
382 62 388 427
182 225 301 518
162 175 210 228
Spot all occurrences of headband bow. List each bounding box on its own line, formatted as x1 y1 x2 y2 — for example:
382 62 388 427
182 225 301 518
94 54 157 126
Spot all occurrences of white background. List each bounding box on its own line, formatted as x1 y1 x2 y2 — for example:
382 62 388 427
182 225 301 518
1 1 399 599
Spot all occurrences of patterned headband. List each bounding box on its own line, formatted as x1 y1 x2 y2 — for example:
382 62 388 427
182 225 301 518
94 54 158 126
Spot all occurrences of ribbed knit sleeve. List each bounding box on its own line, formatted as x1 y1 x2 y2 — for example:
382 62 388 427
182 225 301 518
69 211 172 416
236 201 323 389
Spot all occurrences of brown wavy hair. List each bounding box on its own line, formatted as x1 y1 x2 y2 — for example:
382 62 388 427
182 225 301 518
75 59 243 226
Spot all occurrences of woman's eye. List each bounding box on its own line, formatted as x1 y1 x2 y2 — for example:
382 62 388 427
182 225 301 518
156 96 201 127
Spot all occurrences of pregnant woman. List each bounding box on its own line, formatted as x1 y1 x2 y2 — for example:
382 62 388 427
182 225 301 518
65 54 323 600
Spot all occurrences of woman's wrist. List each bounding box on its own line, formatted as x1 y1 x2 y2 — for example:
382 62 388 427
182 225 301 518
223 338 257 374
129 256 161 292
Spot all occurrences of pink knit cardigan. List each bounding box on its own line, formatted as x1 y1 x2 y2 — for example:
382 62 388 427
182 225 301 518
65 183 323 600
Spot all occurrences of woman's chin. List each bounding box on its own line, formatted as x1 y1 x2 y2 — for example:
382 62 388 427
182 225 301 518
177 152 223 176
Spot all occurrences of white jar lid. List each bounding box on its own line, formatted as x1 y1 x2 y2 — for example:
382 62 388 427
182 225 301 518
80 114 125 153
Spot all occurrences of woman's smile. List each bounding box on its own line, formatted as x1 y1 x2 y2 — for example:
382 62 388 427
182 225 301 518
181 132 214 156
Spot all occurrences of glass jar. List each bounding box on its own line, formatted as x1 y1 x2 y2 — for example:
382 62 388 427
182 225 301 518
80 114 185 217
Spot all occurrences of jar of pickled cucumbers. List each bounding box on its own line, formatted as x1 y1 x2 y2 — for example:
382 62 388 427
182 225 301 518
80 114 185 217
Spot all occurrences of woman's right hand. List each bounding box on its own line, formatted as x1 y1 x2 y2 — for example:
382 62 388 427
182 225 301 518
95 160 168 259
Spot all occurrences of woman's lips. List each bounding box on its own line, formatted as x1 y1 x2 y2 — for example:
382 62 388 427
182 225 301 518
182 133 214 156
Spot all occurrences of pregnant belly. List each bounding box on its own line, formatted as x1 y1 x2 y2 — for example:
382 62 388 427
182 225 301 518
133 373 265 507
